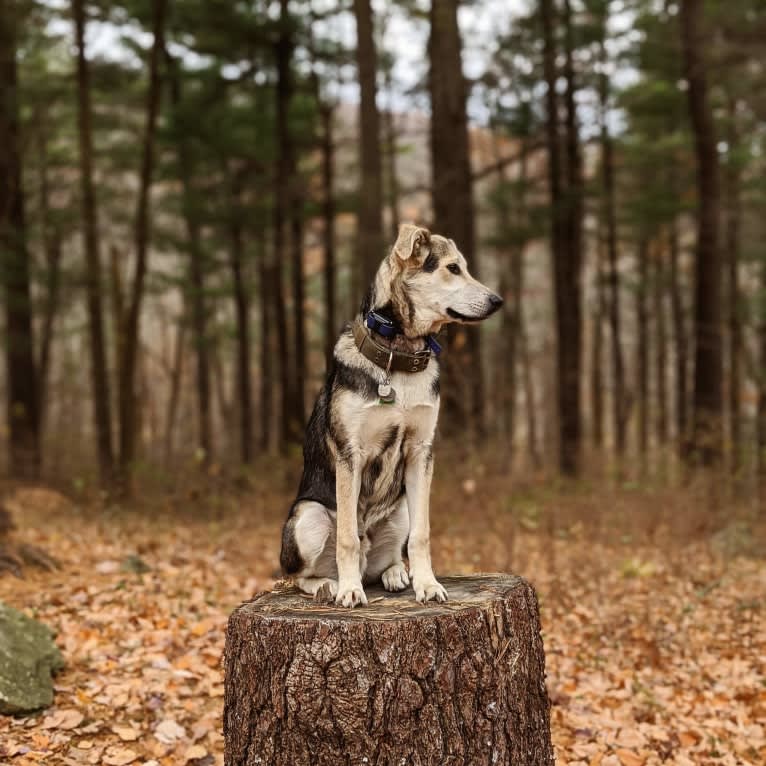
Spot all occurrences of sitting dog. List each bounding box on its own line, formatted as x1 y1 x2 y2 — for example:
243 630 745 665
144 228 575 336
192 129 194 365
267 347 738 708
279 224 502 607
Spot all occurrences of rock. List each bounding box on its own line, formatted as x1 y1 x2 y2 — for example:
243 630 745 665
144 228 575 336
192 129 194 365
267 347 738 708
0 602 64 714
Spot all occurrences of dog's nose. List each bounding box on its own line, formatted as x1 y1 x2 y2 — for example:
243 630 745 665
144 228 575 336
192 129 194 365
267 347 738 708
489 293 503 309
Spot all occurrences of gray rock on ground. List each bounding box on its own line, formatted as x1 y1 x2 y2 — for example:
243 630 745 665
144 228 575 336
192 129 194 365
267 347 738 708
0 602 64 714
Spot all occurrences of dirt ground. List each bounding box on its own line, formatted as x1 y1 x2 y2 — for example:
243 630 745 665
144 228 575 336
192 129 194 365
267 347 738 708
0 473 764 766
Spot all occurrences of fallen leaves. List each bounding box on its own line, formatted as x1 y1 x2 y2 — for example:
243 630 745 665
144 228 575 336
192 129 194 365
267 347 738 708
0 482 763 766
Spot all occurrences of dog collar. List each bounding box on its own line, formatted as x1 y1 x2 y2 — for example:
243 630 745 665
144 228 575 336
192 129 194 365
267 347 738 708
364 311 442 356
352 320 433 374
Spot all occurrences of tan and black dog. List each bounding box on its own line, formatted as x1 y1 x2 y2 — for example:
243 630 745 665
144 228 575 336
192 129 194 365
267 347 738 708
279 224 502 607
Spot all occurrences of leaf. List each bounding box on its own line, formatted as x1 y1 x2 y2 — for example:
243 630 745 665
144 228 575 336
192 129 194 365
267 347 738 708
112 725 140 742
615 749 645 766
154 719 187 744
102 746 137 765
41 709 84 730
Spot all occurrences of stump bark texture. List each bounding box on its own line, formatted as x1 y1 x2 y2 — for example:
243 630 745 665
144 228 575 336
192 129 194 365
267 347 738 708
224 574 553 766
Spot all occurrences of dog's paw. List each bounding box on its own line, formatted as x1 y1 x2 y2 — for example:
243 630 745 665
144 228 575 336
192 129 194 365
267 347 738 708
314 580 338 603
382 562 410 592
336 582 368 608
413 578 448 604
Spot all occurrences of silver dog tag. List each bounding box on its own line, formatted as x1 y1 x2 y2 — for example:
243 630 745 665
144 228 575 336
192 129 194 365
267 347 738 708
378 381 396 405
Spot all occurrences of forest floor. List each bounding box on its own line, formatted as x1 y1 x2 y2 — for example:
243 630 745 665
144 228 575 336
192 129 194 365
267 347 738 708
0 460 764 766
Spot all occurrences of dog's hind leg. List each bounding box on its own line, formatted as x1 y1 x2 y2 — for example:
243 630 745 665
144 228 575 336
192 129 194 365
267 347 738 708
364 498 410 592
280 500 338 597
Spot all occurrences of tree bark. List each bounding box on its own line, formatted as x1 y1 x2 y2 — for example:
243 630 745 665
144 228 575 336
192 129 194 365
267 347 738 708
591 235 605 449
353 0 385 289
224 574 554 766
680 0 723 465
668 219 688 450
228 172 253 464
636 237 650 465
653 245 669 446
163 315 185 467
272 0 295 453
167 53 212 467
0 1 40 478
541 0 581 475
117 0 166 485
257 239 273 453
428 0 484 438
320 104 337 372
72 0 115 484
725 98 742 474
383 61 400 241
599 42 626 459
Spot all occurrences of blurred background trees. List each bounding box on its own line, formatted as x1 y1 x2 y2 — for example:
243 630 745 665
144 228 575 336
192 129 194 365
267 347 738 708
2 0 766 498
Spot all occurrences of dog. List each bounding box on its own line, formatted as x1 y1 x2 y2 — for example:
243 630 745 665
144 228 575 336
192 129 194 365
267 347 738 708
279 224 502 607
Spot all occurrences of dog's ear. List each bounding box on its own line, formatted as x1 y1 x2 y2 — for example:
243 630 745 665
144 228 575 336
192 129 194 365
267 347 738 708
392 223 430 262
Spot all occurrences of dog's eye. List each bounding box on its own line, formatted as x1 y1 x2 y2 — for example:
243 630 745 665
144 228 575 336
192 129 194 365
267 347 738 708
447 264 461 276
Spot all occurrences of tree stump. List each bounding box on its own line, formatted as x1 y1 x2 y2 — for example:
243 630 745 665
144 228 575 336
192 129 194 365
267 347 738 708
224 574 553 766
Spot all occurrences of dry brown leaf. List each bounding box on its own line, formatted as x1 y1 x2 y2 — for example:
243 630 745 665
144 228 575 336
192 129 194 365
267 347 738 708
184 744 208 762
154 719 187 744
112 725 140 742
102 746 137 765
41 709 84 730
615 749 645 766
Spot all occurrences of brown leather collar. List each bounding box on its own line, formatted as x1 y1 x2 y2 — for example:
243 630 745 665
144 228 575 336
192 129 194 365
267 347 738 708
351 320 431 374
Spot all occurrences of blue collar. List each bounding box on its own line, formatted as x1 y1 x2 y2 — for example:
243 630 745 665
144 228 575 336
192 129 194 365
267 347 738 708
365 311 442 356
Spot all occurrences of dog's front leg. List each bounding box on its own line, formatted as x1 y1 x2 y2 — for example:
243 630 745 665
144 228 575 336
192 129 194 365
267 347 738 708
334 458 367 608
405 443 447 603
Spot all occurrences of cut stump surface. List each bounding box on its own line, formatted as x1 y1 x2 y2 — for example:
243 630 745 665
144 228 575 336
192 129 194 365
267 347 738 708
224 574 553 766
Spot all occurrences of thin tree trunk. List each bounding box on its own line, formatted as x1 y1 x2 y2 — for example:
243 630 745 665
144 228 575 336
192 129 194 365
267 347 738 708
72 0 114 485
353 0 385 289
320 104 337 371
725 97 742 474
654 245 669 446
591 235 605 448
383 62 400 241
758 254 766 490
668 219 688 449
290 207 306 431
257 240 273 452
599 42 626 459
167 53 212 467
163 316 185 466
520 312 541 470
35 127 62 428
117 0 166 485
0 1 40 478
637 237 650 464
227 173 253 464
272 0 295 453
429 0 483 437
680 0 723 465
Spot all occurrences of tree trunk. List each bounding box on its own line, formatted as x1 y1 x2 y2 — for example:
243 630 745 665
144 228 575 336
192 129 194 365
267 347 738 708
428 0 484 438
167 54 212 467
35 126 62 429
668 219 688 450
383 61 400 241
0 1 40 478
725 98 742 474
591 235 605 449
541 0 581 475
117 0 166 485
224 575 554 766
320 104 337 372
163 315 185 467
257 240 273 453
272 0 295 453
758 254 766 492
599 46 626 459
228 173 253 464
653 245 669 446
636 237 650 465
72 0 114 484
680 0 723 465
353 0 385 289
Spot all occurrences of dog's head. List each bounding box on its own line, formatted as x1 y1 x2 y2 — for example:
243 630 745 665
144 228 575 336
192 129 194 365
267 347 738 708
379 223 503 337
